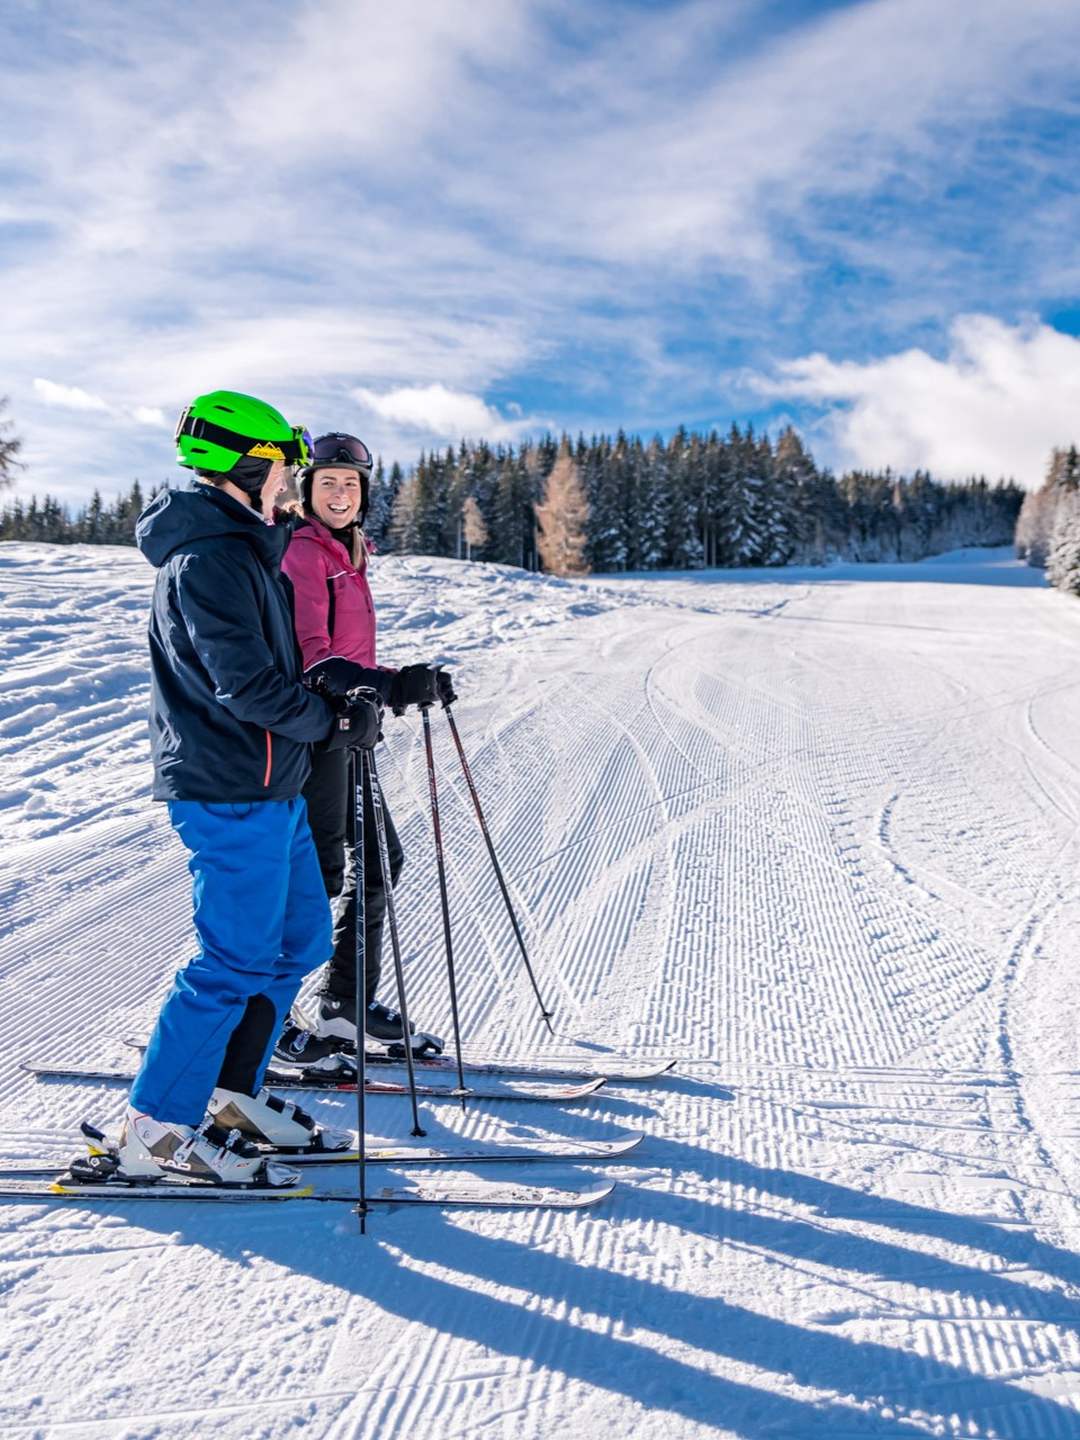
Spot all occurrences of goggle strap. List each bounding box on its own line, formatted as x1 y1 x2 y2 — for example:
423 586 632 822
178 413 307 465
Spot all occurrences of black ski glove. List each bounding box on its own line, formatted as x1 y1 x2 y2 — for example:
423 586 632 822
389 663 441 714
323 691 383 750
305 658 395 704
436 668 457 706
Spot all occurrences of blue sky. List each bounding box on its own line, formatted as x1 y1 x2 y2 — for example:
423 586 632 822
3 0 1080 505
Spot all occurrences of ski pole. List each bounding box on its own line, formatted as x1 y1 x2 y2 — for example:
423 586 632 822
441 702 554 1033
350 750 368 1234
364 746 427 1137
420 703 467 1105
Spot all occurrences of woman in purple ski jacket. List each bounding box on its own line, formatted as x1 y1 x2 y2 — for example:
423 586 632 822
275 432 453 1063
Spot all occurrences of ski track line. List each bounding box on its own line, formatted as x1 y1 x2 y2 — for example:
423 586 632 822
645 634 949 1066
986 832 1080 1229
694 636 1059 1077
793 586 1080 1245
375 622 702 1052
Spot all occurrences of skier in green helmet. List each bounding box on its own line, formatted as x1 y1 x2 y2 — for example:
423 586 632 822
123 390 383 1188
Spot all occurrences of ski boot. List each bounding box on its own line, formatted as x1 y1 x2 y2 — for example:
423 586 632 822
207 1087 352 1153
314 993 445 1058
117 1107 301 1187
366 1000 444 1058
273 1021 356 1077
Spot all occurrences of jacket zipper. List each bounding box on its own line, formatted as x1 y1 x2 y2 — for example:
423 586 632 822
263 730 273 787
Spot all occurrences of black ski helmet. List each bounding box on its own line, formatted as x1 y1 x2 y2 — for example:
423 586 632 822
299 432 373 523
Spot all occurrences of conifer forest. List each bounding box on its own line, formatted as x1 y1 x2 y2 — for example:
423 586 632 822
1 424 1023 574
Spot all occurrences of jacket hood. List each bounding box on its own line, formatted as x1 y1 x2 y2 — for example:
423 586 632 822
136 483 288 569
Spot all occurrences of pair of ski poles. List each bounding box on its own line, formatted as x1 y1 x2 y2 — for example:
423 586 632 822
351 696 555 1232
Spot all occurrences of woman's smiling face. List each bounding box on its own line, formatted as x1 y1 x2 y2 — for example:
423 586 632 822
311 467 364 528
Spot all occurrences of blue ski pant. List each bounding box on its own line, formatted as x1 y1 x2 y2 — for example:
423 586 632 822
130 797 332 1126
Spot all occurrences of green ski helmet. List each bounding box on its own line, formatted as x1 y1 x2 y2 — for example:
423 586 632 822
174 390 312 495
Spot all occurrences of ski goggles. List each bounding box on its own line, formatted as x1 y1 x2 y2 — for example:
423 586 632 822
176 411 313 468
310 432 373 473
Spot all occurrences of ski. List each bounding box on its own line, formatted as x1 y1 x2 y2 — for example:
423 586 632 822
22 1062 607 1104
322 1050 673 1083
123 1037 674 1083
0 1133 643 1176
0 1175 614 1209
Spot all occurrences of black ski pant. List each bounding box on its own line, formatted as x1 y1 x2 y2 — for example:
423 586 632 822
301 745 404 1004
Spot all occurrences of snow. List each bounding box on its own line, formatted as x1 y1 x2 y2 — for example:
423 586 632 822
2 540 1080 1438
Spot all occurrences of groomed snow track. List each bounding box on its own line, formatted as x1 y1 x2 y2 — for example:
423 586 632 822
3 543 1080 1438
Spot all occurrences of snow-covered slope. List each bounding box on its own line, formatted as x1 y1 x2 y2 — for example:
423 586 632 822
3 542 1080 1439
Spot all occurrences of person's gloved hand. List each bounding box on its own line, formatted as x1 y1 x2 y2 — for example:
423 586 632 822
435 668 457 706
389 663 441 714
323 691 383 750
306 658 394 703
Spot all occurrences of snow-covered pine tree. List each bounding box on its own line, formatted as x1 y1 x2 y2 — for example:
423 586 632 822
774 427 821 561
902 470 939 557
584 435 626 572
1015 447 1078 567
490 448 536 568
638 437 669 568
364 458 393 550
840 470 895 560
622 435 648 569
81 490 105 544
389 472 422 553
752 431 793 564
1045 452 1080 594
663 427 705 568
723 424 767 565
444 443 475 557
412 449 451 555
611 431 641 570
698 431 725 567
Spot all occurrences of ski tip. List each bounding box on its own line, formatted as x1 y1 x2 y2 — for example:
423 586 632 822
572 1183 616 1208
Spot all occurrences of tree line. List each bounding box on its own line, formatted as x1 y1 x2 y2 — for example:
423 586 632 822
0 481 154 545
1 403 1023 572
367 426 1021 571
1015 445 1080 595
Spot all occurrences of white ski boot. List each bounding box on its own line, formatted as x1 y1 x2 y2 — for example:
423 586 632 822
118 1107 300 1187
207 1087 351 1153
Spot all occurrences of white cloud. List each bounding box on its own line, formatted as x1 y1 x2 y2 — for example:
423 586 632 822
446 0 1080 273
353 384 548 445
752 316 1080 487
229 0 533 162
131 406 167 427
32 378 109 412
5 0 1080 503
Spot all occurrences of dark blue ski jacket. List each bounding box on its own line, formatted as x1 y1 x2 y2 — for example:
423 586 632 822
136 482 336 802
